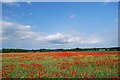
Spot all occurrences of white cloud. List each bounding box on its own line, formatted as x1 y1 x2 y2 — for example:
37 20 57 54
1 0 16 2
2 0 20 7
104 0 112 2
44 33 76 44
1 20 116 49
2 21 33 41
80 36 103 45
69 15 76 18
2 21 13 27
103 0 118 4
3 2 20 7
26 1 32 5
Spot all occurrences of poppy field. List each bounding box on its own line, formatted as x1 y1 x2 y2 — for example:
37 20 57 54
1 52 119 78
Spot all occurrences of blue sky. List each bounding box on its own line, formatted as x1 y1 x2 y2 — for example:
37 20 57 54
1 2 118 49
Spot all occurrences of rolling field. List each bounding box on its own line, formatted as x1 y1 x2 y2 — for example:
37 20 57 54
1 52 120 78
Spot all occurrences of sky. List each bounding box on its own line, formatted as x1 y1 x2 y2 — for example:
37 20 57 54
1 0 120 2
1 2 118 49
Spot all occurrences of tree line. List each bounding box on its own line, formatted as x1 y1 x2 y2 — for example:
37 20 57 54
1 47 120 53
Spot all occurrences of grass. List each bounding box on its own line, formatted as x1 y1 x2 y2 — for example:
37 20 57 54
2 51 119 78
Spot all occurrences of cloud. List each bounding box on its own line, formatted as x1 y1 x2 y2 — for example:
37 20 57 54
2 21 32 40
2 2 20 7
103 0 118 2
43 33 78 45
26 1 32 5
1 21 43 48
104 0 111 2
103 0 118 4
1 20 117 49
2 0 20 7
1 0 16 2
69 15 76 18
36 33 102 46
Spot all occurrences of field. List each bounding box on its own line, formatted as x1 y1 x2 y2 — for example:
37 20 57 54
1 52 120 78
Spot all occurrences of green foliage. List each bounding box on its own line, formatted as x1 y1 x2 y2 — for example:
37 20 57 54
2 52 119 78
1 47 120 53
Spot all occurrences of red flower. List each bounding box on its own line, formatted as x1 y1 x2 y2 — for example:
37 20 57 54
71 71 75 76
74 62 79 65
112 76 115 78
90 75 94 78
37 72 41 78
85 76 88 78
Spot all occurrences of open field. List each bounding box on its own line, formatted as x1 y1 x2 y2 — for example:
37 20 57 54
1 52 120 78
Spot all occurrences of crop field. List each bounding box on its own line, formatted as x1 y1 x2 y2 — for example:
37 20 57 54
1 52 120 78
